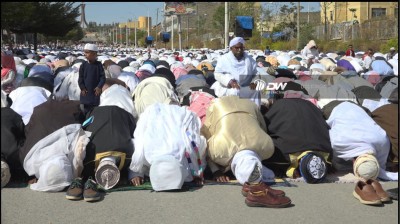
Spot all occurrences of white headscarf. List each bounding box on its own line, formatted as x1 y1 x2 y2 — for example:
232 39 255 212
229 37 245 48
231 150 275 185
129 103 207 182
9 86 51 124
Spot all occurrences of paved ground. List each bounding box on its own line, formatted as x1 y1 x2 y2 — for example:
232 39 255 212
1 180 398 224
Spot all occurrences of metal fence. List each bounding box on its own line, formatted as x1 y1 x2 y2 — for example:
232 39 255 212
314 19 398 41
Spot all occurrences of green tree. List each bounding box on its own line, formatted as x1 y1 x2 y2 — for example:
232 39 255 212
1 2 80 51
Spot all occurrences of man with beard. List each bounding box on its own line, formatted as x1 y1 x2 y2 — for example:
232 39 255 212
212 37 260 106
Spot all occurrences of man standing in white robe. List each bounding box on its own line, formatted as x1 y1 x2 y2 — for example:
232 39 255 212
212 37 260 106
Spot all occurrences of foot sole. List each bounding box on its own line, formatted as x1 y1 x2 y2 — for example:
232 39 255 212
245 198 291 208
84 196 100 202
65 195 83 200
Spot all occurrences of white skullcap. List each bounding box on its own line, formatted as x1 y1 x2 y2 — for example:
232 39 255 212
150 155 188 191
229 37 245 48
84 43 98 52
138 63 155 74
353 153 379 181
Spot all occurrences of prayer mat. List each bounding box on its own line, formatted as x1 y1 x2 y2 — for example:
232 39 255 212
284 171 397 184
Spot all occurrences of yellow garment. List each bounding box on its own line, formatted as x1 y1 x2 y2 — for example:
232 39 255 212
286 151 331 178
132 76 178 116
94 151 126 170
202 96 274 169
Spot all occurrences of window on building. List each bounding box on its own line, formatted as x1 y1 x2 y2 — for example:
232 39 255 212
371 8 386 18
330 11 333 21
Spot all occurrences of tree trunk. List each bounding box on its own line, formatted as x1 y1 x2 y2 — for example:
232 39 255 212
33 32 38 52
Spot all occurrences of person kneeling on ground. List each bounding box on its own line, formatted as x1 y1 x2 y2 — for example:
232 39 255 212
129 103 206 191
202 95 291 208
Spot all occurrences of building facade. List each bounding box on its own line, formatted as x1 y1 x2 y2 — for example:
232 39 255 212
321 2 398 24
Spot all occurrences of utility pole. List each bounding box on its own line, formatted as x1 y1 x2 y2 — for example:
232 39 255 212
156 8 159 43
171 16 174 50
120 25 123 45
296 2 300 50
225 2 229 49
186 15 189 49
147 11 150 36
178 15 182 52
134 18 137 48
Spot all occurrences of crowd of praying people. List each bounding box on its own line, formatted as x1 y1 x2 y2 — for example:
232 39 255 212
1 37 398 207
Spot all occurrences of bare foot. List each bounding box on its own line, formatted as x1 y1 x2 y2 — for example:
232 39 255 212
27 178 37 184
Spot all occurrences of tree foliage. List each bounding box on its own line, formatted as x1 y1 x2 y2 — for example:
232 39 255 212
1 2 80 50
2 2 80 36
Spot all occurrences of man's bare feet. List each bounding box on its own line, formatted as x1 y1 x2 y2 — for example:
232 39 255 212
213 170 230 182
27 178 37 184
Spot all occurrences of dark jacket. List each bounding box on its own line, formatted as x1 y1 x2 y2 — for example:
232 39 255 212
78 61 106 105
264 98 332 164
83 106 136 174
1 107 25 169
19 100 85 163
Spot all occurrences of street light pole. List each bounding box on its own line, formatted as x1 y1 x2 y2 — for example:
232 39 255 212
225 2 229 49
134 18 137 48
178 15 182 52
171 16 174 50
186 15 189 49
296 2 300 50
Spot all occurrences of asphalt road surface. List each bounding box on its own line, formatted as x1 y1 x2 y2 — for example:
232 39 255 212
1 180 398 224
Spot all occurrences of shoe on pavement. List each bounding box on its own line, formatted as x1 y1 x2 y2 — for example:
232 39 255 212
83 177 101 202
66 178 84 200
353 180 382 205
367 179 391 202
245 189 291 208
1 159 11 188
242 182 285 197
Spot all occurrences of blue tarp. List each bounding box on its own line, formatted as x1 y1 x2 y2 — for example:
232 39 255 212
236 16 253 30
146 36 154 41
262 32 286 40
272 32 284 38
162 33 170 40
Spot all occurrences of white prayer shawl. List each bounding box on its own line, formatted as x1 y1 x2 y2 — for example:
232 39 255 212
362 98 390 113
53 69 80 101
231 150 275 185
23 124 90 191
380 77 398 99
326 102 397 180
100 84 135 116
129 103 207 182
132 76 179 116
9 86 51 124
316 85 357 108
214 51 257 87
213 52 260 106
53 67 73 89
388 58 398 76
118 71 140 95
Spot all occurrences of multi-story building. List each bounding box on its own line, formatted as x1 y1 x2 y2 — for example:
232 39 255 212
118 16 152 30
322 2 398 24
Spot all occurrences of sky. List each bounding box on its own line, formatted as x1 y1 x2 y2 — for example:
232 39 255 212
75 2 321 25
